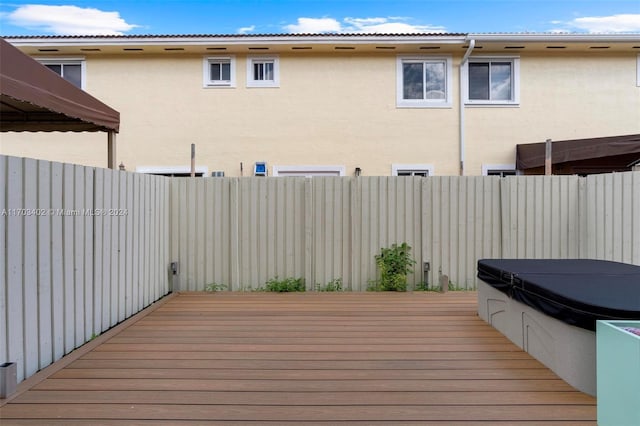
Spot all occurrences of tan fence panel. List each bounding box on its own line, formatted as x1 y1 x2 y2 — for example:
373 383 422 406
236 178 307 290
350 177 423 291
168 174 640 294
423 176 502 290
171 178 308 291
311 177 352 290
500 176 581 259
0 155 170 383
583 172 640 264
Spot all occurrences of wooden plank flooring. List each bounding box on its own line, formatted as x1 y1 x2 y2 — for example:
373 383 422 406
0 292 596 425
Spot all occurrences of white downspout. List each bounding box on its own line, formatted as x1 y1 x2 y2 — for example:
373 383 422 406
459 39 475 176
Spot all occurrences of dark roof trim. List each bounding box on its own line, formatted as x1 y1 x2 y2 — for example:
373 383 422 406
516 134 640 170
0 38 119 132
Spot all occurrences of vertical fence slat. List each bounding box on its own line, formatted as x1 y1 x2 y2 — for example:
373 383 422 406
140 174 148 305
230 179 240 291
73 166 85 347
0 156 6 366
101 169 112 330
93 168 104 335
117 171 126 321
50 162 64 360
23 159 38 378
36 161 53 369
304 178 314 289
169 177 179 291
6 156 25 381
83 168 94 341
125 173 134 317
62 163 75 354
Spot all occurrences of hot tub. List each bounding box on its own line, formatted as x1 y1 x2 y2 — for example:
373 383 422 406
477 259 640 396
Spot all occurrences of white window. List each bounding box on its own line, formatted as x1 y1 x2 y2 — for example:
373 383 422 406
247 56 279 87
37 58 85 89
203 56 236 87
397 56 452 107
637 54 640 87
272 165 345 177
482 164 516 177
392 164 434 176
463 57 520 105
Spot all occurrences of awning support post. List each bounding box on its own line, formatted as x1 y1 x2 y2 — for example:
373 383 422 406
545 138 552 175
108 131 116 170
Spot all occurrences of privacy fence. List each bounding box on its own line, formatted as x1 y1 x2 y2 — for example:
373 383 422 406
171 171 640 291
1 155 170 383
1 152 639 383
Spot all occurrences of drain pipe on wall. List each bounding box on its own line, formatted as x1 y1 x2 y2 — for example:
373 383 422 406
459 39 475 176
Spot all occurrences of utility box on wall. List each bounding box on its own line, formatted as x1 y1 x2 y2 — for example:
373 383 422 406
254 162 267 176
597 320 640 426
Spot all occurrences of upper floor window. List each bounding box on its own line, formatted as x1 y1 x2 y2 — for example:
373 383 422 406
203 56 236 87
38 58 84 89
397 56 452 108
464 57 520 105
247 56 279 87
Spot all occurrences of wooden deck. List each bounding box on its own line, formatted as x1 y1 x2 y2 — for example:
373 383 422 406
0 292 596 425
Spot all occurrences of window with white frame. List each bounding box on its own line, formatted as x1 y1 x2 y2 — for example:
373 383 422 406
397 56 452 107
482 164 516 177
247 56 279 87
38 58 85 89
464 57 520 105
392 164 434 176
203 56 236 87
272 165 345 177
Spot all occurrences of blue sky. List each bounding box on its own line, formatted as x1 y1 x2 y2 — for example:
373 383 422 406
1 0 639 36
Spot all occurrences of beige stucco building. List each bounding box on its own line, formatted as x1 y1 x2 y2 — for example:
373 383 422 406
2 33 639 176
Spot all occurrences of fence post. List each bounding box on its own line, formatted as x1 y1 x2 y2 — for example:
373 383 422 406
0 362 17 399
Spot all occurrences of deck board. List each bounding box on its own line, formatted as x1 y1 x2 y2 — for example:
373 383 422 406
0 292 596 425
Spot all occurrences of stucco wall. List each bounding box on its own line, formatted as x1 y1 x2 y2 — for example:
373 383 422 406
2 51 638 175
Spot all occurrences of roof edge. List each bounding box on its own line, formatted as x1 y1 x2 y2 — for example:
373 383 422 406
3 33 467 43
468 33 640 43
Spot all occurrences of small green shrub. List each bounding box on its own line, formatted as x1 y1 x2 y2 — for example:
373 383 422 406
265 277 305 292
370 242 416 292
316 278 343 292
204 282 227 292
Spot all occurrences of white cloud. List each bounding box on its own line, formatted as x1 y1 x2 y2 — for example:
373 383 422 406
284 16 445 34
6 4 137 35
563 14 640 33
284 17 342 33
238 25 255 34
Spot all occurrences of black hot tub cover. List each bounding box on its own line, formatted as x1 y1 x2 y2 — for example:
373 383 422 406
477 259 640 331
